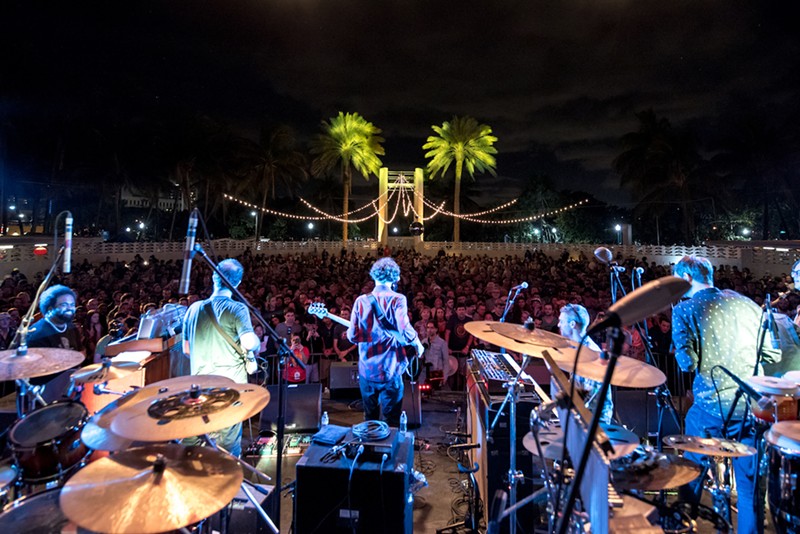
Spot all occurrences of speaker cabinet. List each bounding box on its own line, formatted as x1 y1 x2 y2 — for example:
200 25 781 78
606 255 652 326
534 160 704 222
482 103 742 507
330 361 360 398
295 430 414 534
209 484 276 534
259 383 321 433
615 389 682 440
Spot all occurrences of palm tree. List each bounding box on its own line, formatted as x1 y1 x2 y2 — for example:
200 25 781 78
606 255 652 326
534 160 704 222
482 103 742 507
246 125 307 240
423 116 498 242
310 112 384 242
613 109 715 244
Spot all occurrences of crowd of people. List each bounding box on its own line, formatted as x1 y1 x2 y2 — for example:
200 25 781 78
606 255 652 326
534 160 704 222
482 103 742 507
1 248 798 390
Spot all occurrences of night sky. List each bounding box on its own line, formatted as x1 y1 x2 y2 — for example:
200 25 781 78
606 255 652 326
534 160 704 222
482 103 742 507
2 1 798 205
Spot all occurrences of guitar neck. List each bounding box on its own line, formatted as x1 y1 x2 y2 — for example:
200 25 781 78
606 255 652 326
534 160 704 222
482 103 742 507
324 312 351 329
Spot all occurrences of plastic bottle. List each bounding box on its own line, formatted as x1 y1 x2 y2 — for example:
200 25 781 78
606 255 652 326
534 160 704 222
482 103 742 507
321 411 329 427
400 410 408 433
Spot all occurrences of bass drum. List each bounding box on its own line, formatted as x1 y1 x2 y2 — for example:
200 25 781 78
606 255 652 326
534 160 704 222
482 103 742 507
8 400 90 483
767 421 800 533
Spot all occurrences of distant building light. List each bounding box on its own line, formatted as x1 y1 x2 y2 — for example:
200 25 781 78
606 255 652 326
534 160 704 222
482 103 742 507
8 205 15 211
392 227 399 234
126 227 131 232
742 228 751 236
614 224 622 232
307 223 314 230
139 222 146 230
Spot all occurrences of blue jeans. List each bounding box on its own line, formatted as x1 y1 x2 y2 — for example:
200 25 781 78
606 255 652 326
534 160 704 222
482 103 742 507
359 374 404 427
183 422 243 458
680 405 758 534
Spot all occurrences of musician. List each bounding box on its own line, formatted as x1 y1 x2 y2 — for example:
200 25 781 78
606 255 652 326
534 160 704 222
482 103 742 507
793 259 800 327
182 259 259 457
347 257 424 427
422 320 449 385
672 255 781 534
445 304 473 390
558 303 614 424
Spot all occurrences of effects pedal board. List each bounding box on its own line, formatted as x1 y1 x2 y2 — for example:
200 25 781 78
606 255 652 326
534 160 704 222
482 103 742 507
244 433 313 458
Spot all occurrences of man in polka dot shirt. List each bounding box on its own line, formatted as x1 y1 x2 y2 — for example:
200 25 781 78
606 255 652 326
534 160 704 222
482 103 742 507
672 254 780 534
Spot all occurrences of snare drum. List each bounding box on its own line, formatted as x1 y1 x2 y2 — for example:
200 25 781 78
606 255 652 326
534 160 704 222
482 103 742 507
766 421 800 533
8 400 90 483
747 376 799 423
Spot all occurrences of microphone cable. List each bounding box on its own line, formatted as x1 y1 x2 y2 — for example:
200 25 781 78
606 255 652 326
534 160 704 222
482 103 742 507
352 420 391 441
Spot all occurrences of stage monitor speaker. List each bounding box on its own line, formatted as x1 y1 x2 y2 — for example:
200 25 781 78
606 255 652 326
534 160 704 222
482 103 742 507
401 380 422 428
615 389 682 440
330 361 360 399
259 383 321 433
296 429 414 534
209 484 275 534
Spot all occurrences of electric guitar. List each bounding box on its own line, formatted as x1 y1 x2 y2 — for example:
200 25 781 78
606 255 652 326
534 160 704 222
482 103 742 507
307 302 422 379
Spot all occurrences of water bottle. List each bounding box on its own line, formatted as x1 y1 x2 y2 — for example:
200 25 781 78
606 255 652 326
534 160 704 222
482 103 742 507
321 411 329 427
400 411 408 433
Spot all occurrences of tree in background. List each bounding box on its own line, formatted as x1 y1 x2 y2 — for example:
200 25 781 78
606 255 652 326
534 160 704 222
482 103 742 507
423 116 497 243
310 112 384 242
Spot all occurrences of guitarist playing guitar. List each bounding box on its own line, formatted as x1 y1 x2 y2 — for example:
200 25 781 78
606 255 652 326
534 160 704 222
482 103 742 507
311 257 423 427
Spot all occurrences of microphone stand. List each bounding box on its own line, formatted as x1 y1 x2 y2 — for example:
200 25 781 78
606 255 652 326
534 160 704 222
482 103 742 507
191 243 304 531
486 355 531 533
9 243 68 416
556 327 624 534
499 285 524 324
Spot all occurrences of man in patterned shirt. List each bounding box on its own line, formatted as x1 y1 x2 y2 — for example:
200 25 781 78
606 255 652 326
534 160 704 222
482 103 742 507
347 257 425 427
672 255 780 534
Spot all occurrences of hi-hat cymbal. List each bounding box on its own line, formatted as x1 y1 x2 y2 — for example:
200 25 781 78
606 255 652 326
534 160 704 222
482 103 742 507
82 375 237 451
523 422 640 461
464 321 599 362
60 444 243 534
611 452 702 491
0 347 85 381
111 382 270 442
554 356 666 388
663 435 757 457
71 360 141 384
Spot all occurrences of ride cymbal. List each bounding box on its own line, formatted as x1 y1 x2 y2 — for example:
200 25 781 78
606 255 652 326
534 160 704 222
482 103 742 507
110 382 270 442
71 360 141 384
0 348 85 380
60 444 243 534
554 356 666 388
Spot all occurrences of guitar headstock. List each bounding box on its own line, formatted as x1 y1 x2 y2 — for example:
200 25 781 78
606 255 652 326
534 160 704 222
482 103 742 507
307 302 329 319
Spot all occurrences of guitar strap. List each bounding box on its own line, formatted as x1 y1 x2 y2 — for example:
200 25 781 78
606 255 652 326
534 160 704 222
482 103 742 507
367 294 413 372
202 300 247 357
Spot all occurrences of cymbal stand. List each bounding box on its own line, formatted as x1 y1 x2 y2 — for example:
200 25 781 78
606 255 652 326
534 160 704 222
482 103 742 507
487 355 531 533
202 433 278 534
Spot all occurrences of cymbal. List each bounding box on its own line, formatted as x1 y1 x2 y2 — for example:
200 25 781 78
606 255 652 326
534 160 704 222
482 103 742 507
611 452 702 491
554 356 666 388
663 435 757 457
60 444 243 534
0 347 85 381
71 360 141 384
464 321 599 362
82 375 237 451
111 382 270 442
766 421 800 451
523 422 640 461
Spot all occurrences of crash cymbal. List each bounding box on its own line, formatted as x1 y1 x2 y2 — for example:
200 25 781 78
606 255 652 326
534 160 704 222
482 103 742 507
111 382 270 442
464 321 599 362
554 355 666 388
611 451 702 491
523 422 640 461
82 375 237 451
60 444 243 534
663 435 757 457
71 359 141 384
0 347 85 381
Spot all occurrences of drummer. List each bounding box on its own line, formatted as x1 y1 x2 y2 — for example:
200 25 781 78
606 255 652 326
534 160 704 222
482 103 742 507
558 304 614 424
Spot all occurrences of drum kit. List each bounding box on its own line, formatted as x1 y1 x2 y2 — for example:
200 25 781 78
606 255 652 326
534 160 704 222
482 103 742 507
463 320 800 532
0 347 273 534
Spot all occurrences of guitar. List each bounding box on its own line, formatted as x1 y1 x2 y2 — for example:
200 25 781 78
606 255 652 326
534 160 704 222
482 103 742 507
307 302 421 379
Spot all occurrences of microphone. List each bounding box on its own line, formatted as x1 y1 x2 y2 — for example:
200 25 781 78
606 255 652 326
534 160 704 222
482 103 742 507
611 265 626 273
765 297 781 350
64 212 73 274
178 209 198 295
587 276 690 333
717 366 772 408
594 247 613 264
510 281 528 291
635 267 645 275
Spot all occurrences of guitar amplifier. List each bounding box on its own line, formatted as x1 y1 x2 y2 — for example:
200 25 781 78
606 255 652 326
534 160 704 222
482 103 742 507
330 361 360 398
259 384 321 433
